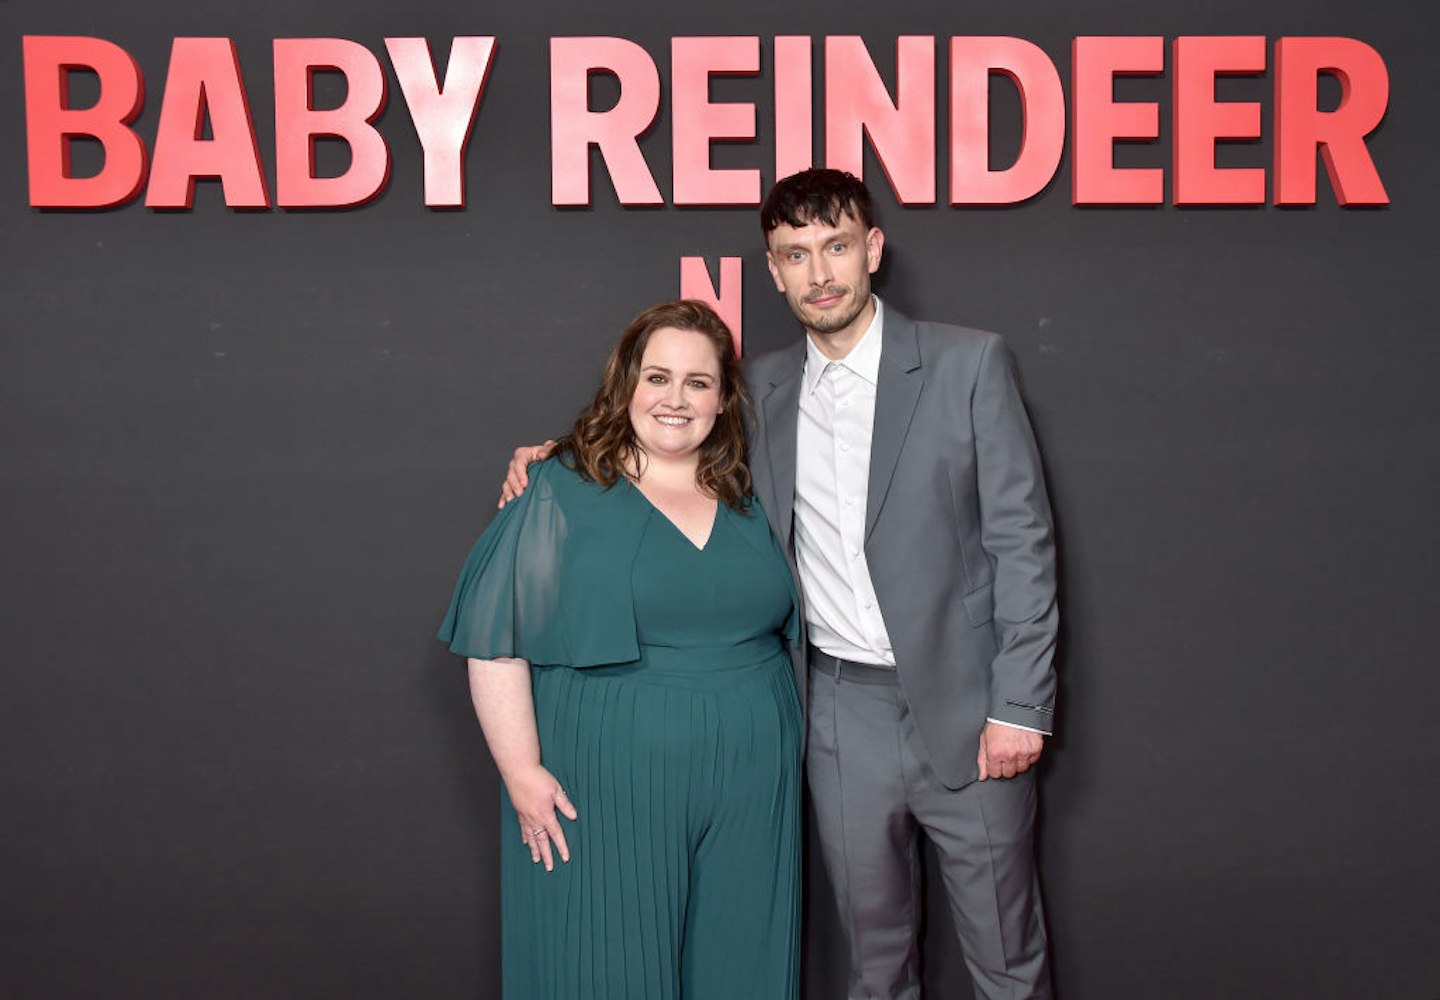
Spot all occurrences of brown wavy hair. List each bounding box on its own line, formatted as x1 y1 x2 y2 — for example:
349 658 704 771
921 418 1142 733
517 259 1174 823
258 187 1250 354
552 300 753 510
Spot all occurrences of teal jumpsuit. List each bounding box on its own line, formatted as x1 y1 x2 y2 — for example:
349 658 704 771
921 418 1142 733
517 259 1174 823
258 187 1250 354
439 458 802 999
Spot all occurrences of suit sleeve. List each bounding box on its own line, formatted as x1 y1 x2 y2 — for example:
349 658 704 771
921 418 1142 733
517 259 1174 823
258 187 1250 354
971 334 1059 734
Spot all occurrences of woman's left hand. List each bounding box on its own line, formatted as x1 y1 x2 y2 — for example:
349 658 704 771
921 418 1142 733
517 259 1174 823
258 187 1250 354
503 763 577 871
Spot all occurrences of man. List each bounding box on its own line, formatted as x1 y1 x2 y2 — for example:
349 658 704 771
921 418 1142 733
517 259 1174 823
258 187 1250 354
504 169 1057 999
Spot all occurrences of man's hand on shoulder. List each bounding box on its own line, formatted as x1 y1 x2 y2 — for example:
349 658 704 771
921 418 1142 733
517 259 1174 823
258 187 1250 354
977 721 1044 781
498 441 556 509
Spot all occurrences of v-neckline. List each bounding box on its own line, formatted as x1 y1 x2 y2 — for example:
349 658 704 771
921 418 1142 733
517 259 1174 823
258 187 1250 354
627 480 719 552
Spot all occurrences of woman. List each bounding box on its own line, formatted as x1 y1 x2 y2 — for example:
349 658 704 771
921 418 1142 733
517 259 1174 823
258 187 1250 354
438 301 802 999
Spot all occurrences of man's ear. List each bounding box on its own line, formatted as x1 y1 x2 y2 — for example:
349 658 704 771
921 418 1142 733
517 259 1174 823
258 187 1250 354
765 252 786 293
866 227 885 275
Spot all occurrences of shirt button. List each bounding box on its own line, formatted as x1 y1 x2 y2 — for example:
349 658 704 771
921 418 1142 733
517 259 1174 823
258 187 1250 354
840 443 850 453
845 497 854 506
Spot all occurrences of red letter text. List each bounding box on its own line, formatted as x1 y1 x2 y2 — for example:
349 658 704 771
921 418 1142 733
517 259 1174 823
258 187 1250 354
550 37 663 207
825 36 936 205
274 38 390 208
774 36 813 181
385 36 496 208
23 35 147 208
146 37 268 209
1072 36 1165 205
672 37 760 205
1172 36 1266 206
950 36 1065 205
1275 37 1389 206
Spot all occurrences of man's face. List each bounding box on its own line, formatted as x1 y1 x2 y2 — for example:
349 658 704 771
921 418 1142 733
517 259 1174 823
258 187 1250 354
765 212 884 340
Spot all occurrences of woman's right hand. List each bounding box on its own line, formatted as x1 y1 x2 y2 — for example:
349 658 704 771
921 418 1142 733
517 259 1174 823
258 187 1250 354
501 762 577 871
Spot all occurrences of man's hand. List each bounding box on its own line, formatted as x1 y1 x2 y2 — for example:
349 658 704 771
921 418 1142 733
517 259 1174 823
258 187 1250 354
498 441 557 509
977 721 1044 780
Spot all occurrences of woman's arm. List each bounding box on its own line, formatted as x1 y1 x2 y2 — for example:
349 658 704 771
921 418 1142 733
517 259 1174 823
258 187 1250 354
468 657 577 870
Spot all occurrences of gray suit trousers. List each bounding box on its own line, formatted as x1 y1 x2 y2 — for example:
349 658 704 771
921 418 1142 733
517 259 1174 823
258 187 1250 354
807 657 1051 1000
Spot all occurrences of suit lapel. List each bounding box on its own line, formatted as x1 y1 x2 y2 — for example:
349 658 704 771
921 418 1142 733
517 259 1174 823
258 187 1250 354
866 310 923 540
757 343 805 547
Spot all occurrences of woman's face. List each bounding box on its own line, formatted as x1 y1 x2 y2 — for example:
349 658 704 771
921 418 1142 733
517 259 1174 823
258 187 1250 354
627 326 725 465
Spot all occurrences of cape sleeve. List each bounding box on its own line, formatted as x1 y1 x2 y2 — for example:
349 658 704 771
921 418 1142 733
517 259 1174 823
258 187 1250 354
436 459 643 668
436 460 572 664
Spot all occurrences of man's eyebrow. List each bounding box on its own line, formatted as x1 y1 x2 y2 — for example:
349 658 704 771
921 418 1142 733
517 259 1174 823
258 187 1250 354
772 231 848 251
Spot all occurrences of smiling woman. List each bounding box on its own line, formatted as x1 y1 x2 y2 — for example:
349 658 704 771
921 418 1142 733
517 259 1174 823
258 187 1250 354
555 300 752 510
438 300 803 1000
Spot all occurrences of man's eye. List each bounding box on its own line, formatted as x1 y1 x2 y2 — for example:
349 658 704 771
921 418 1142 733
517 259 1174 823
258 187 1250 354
787 251 804 263
828 242 846 254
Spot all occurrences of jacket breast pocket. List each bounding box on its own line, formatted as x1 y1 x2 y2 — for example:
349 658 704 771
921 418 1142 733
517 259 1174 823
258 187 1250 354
962 583 994 627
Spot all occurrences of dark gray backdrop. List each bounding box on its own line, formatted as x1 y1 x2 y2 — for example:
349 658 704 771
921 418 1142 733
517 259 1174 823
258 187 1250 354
3 1 1437 997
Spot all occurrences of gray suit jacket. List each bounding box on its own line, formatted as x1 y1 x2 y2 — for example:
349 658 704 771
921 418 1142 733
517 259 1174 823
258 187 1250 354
745 304 1058 789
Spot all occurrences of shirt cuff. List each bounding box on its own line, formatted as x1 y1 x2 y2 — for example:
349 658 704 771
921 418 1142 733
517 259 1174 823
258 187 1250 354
986 716 1051 737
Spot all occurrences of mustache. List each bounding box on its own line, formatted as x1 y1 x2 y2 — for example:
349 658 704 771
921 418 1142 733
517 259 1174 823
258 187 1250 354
803 284 850 304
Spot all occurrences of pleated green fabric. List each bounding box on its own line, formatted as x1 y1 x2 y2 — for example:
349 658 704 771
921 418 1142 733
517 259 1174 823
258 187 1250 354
440 459 802 999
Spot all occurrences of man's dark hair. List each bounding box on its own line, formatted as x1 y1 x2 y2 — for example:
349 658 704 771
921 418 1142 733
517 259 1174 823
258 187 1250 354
760 168 875 236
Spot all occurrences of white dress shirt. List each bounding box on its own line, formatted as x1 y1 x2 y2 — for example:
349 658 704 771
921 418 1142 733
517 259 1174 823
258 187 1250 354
794 299 894 666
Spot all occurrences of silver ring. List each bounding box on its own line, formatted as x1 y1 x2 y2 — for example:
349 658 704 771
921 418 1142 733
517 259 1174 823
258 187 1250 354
531 827 546 837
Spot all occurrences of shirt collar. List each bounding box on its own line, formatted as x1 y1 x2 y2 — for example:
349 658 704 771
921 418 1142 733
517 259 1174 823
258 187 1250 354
802 297 884 395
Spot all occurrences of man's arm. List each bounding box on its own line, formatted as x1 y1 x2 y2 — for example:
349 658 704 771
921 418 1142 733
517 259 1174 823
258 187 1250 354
498 441 556 508
971 333 1059 774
